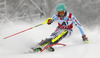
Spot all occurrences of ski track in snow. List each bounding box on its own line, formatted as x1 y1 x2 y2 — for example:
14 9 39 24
0 20 100 58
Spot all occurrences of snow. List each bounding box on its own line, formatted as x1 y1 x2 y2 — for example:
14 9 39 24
0 20 100 58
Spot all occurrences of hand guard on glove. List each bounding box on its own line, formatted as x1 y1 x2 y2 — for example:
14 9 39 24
82 35 88 41
47 18 53 25
82 35 89 44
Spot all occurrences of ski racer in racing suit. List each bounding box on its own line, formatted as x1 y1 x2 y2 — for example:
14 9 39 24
33 3 89 52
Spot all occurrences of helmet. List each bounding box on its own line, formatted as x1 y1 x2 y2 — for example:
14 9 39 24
56 3 66 12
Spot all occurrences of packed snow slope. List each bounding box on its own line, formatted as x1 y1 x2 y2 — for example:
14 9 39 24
0 20 100 58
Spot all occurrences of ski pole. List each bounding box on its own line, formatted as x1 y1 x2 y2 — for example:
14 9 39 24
4 19 48 39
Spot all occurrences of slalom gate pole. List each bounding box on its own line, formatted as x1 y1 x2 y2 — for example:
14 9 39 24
4 19 48 39
41 43 66 52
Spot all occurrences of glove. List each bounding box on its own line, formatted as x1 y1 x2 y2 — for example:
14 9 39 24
82 35 89 43
47 18 53 25
82 35 89 44
82 35 88 41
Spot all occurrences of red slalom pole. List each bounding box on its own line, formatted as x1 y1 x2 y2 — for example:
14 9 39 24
41 43 66 52
4 23 44 39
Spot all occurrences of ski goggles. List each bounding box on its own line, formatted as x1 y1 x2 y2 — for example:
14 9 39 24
58 11 65 15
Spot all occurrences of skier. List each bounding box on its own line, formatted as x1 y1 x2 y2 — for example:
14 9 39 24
33 3 88 52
